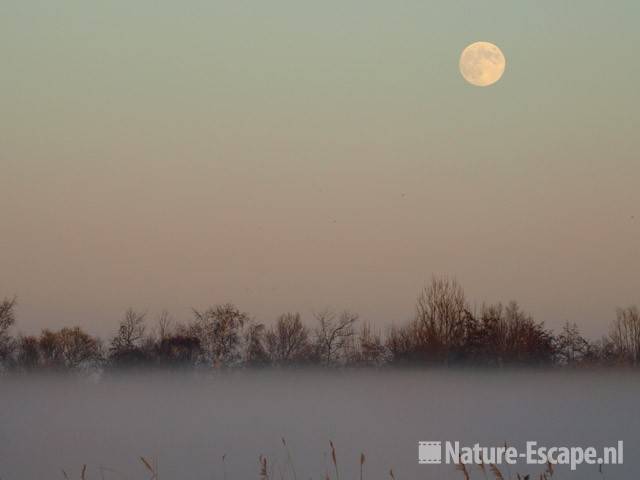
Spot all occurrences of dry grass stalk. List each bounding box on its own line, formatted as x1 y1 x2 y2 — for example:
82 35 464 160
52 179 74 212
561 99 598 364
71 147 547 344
489 463 504 480
456 463 470 480
58 465 87 480
281 437 298 480
140 456 158 480
259 454 269 480
546 461 554 477
222 454 227 480
478 459 488 480
329 441 340 480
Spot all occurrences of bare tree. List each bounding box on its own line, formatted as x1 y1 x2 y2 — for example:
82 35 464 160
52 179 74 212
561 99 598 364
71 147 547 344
0 296 17 367
39 329 64 367
314 309 358 365
157 310 174 341
34 327 102 369
609 306 640 365
555 322 589 366
156 334 201 367
476 301 554 365
414 277 469 363
243 322 268 365
266 313 311 364
347 322 388 366
111 309 147 352
109 309 148 366
478 303 508 355
57 327 103 369
189 303 250 367
385 324 416 363
16 335 40 370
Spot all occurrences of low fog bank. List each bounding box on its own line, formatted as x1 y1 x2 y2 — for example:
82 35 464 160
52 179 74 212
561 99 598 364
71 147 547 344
1 369 638 479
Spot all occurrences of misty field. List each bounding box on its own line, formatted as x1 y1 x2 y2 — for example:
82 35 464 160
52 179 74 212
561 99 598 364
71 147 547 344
0 369 637 479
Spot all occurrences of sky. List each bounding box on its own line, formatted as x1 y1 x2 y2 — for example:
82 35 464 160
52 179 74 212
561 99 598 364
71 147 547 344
1 0 639 338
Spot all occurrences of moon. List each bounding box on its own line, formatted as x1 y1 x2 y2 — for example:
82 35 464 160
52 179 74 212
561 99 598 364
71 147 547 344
459 41 506 87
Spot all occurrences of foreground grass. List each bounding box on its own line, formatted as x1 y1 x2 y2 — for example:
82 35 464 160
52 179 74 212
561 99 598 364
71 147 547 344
55 440 567 480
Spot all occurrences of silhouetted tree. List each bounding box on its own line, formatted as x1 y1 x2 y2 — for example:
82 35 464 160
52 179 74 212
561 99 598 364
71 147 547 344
39 329 65 368
57 327 103 369
111 309 146 351
314 309 358 365
411 277 470 363
0 297 17 368
579 337 614 366
16 335 40 370
155 334 201 368
157 310 173 340
609 306 640 365
554 322 589 366
189 303 249 367
243 322 269 366
34 327 102 370
110 309 149 367
266 313 312 365
348 322 388 366
476 301 554 365
385 324 416 363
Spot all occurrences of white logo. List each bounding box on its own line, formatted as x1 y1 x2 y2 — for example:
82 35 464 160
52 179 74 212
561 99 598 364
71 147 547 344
418 441 623 471
418 441 442 464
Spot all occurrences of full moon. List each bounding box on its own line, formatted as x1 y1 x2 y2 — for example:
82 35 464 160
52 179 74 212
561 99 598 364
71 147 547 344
459 41 506 87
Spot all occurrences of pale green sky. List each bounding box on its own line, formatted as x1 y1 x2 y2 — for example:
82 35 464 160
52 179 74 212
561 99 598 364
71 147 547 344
1 1 639 337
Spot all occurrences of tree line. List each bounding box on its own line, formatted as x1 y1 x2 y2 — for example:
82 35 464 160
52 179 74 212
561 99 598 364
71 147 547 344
1 277 639 372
